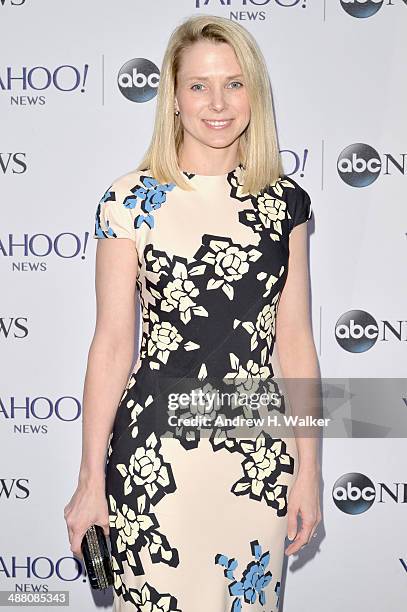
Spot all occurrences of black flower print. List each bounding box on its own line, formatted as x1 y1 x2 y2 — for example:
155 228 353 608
226 163 253 202
239 192 288 241
144 312 200 371
256 264 286 298
235 291 281 352
193 235 262 301
129 581 181 611
148 318 183 365
145 247 209 324
109 554 128 601
115 431 176 502
108 491 179 575
111 560 182 610
224 352 272 385
268 176 296 198
212 430 295 516
235 175 307 244
127 394 154 440
113 372 155 441
109 494 156 554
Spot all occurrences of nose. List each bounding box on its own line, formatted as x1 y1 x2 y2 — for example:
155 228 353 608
208 84 227 112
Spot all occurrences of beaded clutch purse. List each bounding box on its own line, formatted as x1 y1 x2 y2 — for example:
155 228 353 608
81 524 114 589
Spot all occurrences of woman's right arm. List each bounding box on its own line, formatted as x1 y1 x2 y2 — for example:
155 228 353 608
64 237 139 559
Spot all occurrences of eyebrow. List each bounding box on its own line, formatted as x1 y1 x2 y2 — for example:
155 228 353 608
184 73 244 82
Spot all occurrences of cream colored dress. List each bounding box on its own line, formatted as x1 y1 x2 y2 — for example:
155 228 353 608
93 163 312 611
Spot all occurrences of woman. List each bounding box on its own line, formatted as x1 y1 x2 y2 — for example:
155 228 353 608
64 14 321 611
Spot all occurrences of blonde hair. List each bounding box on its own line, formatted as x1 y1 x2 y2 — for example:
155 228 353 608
136 14 284 194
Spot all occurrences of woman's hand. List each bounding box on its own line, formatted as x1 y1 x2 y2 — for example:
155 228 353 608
285 465 322 556
63 475 110 560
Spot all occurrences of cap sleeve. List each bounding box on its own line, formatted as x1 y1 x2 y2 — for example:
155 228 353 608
285 178 313 234
93 179 137 242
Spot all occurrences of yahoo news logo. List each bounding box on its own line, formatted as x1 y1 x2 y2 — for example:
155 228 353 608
337 143 407 187
335 309 407 353
332 472 407 514
0 396 81 422
0 65 88 92
1 233 89 259
194 0 303 7
0 555 85 581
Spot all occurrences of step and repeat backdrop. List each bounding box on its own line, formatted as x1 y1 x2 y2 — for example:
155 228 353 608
1 0 406 610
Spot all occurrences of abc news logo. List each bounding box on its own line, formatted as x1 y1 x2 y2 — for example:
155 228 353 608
335 310 406 353
337 143 405 187
118 58 160 103
333 472 407 515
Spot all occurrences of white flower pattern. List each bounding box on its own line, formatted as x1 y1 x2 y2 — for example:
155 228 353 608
116 432 171 499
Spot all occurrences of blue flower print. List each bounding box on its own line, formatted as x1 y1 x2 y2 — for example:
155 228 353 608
215 539 273 611
94 187 117 237
129 174 176 230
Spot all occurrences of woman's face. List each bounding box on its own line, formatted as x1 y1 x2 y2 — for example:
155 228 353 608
174 40 251 156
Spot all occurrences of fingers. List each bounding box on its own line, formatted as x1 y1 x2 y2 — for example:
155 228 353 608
286 507 298 541
65 519 110 560
65 512 85 560
285 511 321 556
70 531 85 561
290 520 314 554
65 517 85 560
63 494 110 560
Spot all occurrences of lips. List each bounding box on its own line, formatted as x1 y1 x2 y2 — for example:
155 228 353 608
203 119 233 129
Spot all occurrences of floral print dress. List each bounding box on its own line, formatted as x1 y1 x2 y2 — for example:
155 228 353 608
93 163 312 611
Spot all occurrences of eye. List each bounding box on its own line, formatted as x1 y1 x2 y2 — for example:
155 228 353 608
191 83 204 91
229 81 243 88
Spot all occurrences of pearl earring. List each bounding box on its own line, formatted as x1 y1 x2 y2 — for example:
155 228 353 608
175 110 180 116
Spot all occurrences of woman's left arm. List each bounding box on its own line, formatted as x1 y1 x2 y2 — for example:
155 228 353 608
275 220 322 556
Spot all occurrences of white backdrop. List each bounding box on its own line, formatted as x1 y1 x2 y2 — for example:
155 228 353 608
1 0 406 610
